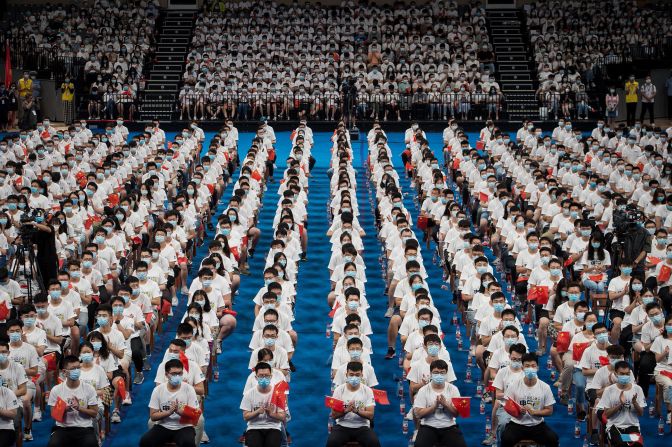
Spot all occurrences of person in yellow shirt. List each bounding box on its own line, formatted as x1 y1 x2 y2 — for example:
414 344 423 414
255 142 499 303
61 78 75 124
17 72 32 98
625 75 639 126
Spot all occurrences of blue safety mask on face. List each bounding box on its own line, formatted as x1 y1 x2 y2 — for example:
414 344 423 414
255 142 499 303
8 332 21 343
493 303 505 313
596 333 609 344
431 373 446 385
80 353 94 363
257 376 271 388
69 368 81 381
169 374 183 386
621 267 632 276
346 376 361 387
523 368 538 380
427 345 440 357
617 375 631 385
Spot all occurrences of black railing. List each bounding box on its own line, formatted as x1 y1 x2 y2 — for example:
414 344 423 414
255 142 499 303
131 91 508 122
1 36 86 84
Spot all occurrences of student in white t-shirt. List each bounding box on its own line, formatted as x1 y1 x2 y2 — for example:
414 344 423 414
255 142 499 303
46 355 99 447
140 358 200 447
326 361 380 447
240 362 287 447
0 384 19 446
595 361 646 446
501 353 558 447
413 359 467 447
652 313 672 423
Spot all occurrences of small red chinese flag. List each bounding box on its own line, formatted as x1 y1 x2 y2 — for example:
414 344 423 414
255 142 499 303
503 398 522 418
251 170 262 181
648 256 662 266
452 397 471 417
270 380 289 410
372 389 390 405
478 192 489 204
116 378 127 400
0 301 9 321
527 286 549 305
452 158 460 170
179 351 190 373
659 265 672 283
51 397 67 422
556 331 571 353
598 356 610 367
476 141 485 150
572 342 591 362
328 301 341 318
324 396 345 412
417 215 428 231
44 352 58 371
179 405 202 425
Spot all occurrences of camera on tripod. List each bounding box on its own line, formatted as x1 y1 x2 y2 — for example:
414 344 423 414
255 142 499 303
18 209 40 246
614 204 644 237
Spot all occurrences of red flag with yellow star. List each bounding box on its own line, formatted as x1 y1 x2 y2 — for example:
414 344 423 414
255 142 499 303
270 380 289 410
451 397 471 418
324 396 345 412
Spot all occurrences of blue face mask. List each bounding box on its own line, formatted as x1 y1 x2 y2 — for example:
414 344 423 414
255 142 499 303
493 303 505 313
617 375 631 385
427 345 440 357
510 360 522 370
169 374 183 386
651 314 664 325
550 268 561 276
80 353 94 363
431 373 446 385
347 301 359 310
349 350 362 360
665 325 672 334
523 368 538 380
585 322 596 331
621 267 632 275
8 332 21 343
69 368 81 381
596 333 609 344
346 376 361 387
97 317 109 327
0 354 7 363
568 293 580 302
642 297 655 305
504 337 517 347
92 341 102 351
411 283 423 291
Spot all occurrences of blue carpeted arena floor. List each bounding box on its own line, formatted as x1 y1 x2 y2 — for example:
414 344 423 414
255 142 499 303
26 131 665 447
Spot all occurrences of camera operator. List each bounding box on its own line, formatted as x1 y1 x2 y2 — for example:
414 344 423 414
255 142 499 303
20 209 58 292
611 199 650 277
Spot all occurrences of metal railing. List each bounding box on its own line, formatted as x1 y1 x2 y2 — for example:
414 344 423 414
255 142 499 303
131 91 508 121
1 36 87 84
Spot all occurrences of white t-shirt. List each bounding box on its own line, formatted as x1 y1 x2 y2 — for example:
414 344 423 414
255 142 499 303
0 386 19 430
413 382 461 429
239 386 283 431
48 381 98 428
504 377 556 426
149 382 200 430
596 383 646 429
332 383 376 429
650 336 672 373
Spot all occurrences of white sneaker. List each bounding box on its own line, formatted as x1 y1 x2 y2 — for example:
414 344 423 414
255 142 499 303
123 395 132 406
201 432 210 444
668 412 671 425
181 286 189 295
33 408 42 422
172 296 179 306
384 307 394 318
24 430 33 441
111 409 121 423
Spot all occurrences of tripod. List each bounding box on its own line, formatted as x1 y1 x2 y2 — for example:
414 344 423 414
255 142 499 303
10 240 45 305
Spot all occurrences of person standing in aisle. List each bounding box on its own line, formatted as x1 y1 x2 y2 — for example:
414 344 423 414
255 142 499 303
625 75 639 126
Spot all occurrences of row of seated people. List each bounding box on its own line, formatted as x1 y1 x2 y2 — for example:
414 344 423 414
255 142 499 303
238 121 315 447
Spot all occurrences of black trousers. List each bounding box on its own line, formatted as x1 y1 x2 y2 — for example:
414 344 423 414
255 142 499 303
139 425 196 447
415 424 468 447
640 102 654 123
326 425 381 447
668 95 672 119
636 351 656 398
501 421 559 447
626 102 637 126
608 425 642 447
47 426 98 447
130 336 145 373
245 428 282 447
0 429 15 447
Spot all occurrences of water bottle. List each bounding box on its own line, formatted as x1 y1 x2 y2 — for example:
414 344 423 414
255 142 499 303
467 353 473 367
574 420 581 438
582 436 588 447
398 351 404 368
568 398 575 415
452 312 458 326
546 357 552 370
659 417 665 436
213 365 219 382
325 323 331 338
550 369 557 381
465 366 472 383
455 327 462 340
649 400 655 418
400 400 406 415
397 380 404 398
485 416 491 435
476 382 483 398
479 399 486 415
402 418 409 435
457 338 463 351
327 415 333 433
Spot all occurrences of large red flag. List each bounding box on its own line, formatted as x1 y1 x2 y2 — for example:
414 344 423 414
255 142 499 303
179 405 202 425
270 380 289 410
452 397 471 417
372 389 390 405
4 40 10 89
503 397 522 418
51 397 67 423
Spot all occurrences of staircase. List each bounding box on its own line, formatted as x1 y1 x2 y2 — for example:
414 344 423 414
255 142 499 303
486 9 537 121
139 10 196 121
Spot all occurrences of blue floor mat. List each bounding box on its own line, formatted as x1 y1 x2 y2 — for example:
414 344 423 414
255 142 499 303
29 131 667 447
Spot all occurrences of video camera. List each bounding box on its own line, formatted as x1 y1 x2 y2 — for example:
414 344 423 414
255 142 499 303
18 209 40 246
613 204 644 237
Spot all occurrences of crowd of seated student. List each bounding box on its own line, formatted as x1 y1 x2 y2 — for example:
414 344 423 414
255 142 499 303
3 0 158 121
0 112 270 446
177 0 501 122
527 0 672 121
